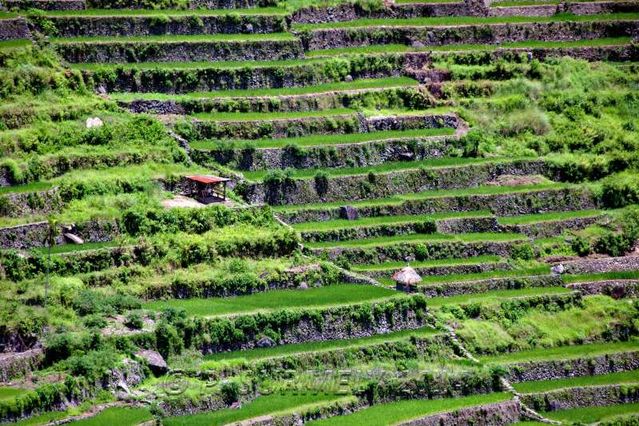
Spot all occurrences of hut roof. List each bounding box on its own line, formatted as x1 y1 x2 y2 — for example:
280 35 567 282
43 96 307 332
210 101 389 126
391 266 422 285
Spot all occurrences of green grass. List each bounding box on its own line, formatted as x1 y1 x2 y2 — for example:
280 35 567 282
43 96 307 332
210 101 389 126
513 370 639 394
202 326 440 364
395 0 460 3
192 107 354 121
294 13 639 30
52 33 297 43
563 271 639 284
111 77 418 100
70 407 153 426
14 411 70 426
306 231 526 249
72 57 327 71
0 386 27 401
43 7 288 16
144 284 399 317
0 181 53 195
243 156 505 181
292 210 493 232
481 340 639 364
0 39 31 49
192 127 455 150
498 209 603 225
352 255 504 271
308 392 511 426
427 287 572 308
413 266 550 286
544 402 639 424
164 393 347 426
30 241 119 255
273 182 569 212
306 38 632 57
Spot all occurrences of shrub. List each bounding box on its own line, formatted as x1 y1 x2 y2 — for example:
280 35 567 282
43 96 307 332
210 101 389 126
511 243 535 261
314 171 329 197
155 322 183 359
220 381 241 405
600 172 639 208
571 236 591 257
125 312 144 330
414 220 437 234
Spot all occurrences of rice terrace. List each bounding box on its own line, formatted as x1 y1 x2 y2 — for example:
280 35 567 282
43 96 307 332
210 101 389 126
0 0 639 423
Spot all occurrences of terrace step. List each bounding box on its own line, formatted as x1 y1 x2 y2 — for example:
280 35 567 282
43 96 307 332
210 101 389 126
115 77 425 114
275 184 596 225
498 210 605 238
35 9 288 37
76 52 428 93
424 287 576 309
305 233 529 265
295 212 500 243
297 14 639 51
191 127 459 171
241 158 549 205
2 0 279 10
567 279 639 299
53 34 303 63
188 111 461 141
352 255 511 278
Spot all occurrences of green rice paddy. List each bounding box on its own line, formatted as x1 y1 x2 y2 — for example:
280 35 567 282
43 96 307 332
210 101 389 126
543 402 639 424
192 107 354 121
52 33 297 43
43 7 288 16
352 255 504 271
498 209 603 225
427 287 572 307
144 284 400 317
69 407 153 426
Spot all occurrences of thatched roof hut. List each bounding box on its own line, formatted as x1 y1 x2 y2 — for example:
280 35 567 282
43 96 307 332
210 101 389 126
392 266 422 291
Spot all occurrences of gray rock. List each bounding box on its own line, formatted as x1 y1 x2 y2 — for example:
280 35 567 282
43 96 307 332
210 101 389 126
551 264 565 275
344 74 353 82
256 336 276 348
245 23 253 33
136 349 168 375
411 40 425 48
339 205 359 220
298 281 309 290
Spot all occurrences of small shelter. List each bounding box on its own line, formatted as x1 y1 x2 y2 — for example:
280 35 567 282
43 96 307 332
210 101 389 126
185 175 230 204
392 266 422 292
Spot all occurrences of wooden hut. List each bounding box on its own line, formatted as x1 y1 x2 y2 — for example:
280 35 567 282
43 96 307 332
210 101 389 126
392 266 422 292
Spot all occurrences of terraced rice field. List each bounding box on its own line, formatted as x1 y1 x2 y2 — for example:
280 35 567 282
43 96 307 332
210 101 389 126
1 0 639 424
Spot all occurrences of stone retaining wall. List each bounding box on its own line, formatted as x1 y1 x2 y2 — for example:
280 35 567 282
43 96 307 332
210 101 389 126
311 240 522 265
568 280 639 299
0 348 44 382
560 255 639 274
410 274 562 298
187 0 277 8
399 400 521 426
506 350 639 383
0 187 63 218
521 384 639 412
489 1 639 17
57 39 304 63
243 159 546 205
302 21 639 51
39 14 287 37
122 86 429 115
83 53 423 93
0 18 30 41
201 300 429 353
0 219 119 250
3 0 86 10
193 135 457 171
278 186 597 224
301 217 499 243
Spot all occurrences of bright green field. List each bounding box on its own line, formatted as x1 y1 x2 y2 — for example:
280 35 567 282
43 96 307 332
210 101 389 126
513 370 639 394
164 393 348 426
243 157 504 181
202 326 440 364
293 210 492 232
498 209 603 225
481 340 639 364
192 127 455 150
308 392 511 425
563 270 639 284
427 287 572 308
31 241 119 255
543 402 639 424
52 33 297 43
0 386 27 401
111 77 418 100
0 181 53 195
306 232 526 249
352 255 504 271
70 407 153 426
294 13 639 30
144 284 399 317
